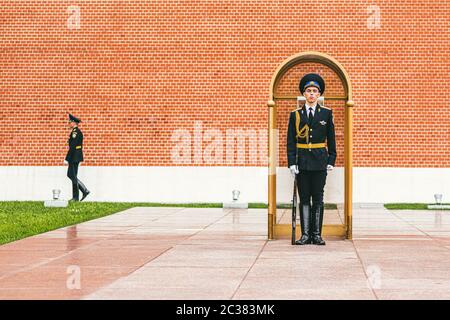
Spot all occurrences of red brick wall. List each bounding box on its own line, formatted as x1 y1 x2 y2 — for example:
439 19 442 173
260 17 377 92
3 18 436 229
1 0 449 167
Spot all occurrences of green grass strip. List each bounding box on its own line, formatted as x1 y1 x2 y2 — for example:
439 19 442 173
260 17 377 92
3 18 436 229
384 203 450 210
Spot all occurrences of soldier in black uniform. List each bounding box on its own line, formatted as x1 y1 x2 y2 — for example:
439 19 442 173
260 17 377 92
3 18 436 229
65 113 90 201
287 74 336 245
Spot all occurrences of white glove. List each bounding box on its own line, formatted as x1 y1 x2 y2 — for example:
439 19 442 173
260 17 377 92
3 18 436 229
327 164 334 171
289 165 299 178
64 160 68 165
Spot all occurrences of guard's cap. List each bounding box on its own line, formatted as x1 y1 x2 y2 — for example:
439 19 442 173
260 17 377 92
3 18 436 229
299 73 325 95
68 113 81 123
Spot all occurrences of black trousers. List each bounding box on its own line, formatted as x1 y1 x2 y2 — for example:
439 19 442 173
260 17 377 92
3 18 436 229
296 170 327 206
67 162 87 200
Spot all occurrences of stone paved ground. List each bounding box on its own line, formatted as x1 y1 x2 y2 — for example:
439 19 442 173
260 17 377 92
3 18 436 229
0 206 449 299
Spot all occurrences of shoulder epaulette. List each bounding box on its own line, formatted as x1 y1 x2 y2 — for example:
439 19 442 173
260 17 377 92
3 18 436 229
291 107 302 113
320 106 331 110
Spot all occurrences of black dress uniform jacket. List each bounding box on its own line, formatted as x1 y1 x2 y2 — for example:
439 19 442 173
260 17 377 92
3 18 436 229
287 105 336 171
65 127 84 163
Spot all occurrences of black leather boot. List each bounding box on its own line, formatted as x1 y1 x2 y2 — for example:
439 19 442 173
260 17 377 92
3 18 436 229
78 179 90 201
72 182 79 201
295 204 311 245
311 204 326 245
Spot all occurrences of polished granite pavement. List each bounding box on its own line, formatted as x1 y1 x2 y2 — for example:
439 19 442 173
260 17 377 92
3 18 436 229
1 206 449 300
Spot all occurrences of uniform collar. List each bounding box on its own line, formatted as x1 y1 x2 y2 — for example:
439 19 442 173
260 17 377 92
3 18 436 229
305 102 318 111
302 102 320 126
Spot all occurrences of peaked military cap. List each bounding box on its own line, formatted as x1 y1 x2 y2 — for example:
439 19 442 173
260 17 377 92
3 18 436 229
68 113 81 123
299 73 325 95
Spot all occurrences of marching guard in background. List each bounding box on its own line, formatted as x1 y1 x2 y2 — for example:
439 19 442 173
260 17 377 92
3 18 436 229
65 113 90 202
